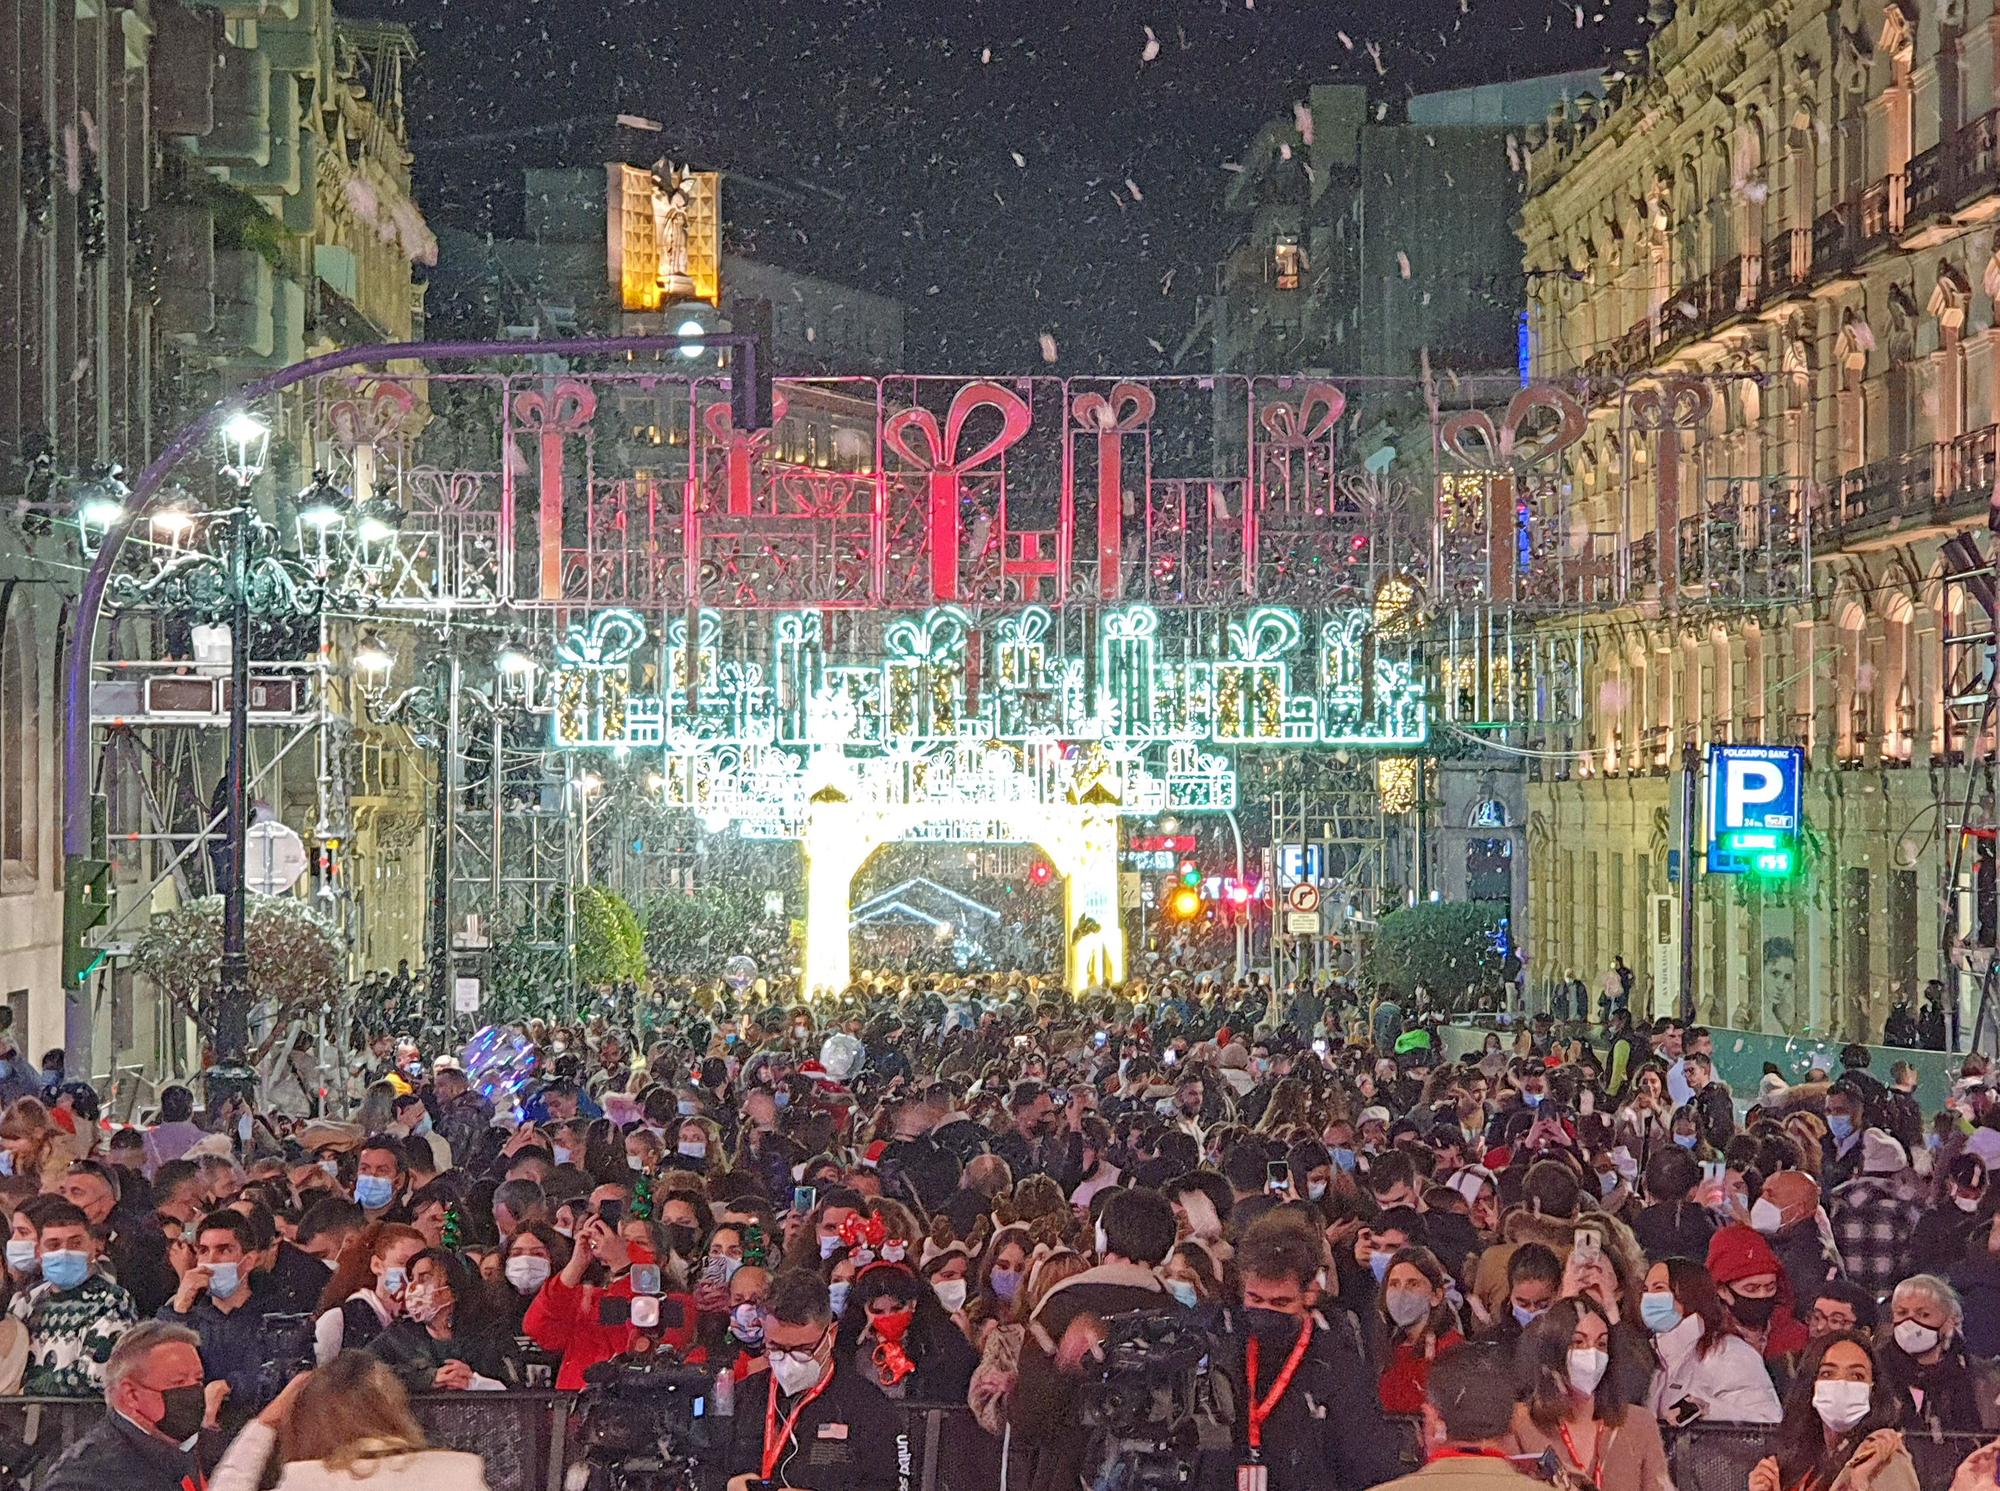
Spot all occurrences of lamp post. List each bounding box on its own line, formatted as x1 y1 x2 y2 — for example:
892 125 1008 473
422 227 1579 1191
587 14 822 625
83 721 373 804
214 413 272 1066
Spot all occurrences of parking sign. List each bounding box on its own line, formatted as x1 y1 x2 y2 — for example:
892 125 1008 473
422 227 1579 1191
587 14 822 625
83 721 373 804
1706 744 1804 876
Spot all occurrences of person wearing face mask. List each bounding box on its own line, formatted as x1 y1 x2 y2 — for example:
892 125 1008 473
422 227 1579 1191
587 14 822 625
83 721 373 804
9 1200 137 1396
1750 1168 1846 1304
1823 1086 1869 1196
1474 1242 1561 1351
1375 1246 1464 1414
159 1210 284 1421
1639 1256 1782 1424
965 1226 1032 1350
1915 1155 1995 1276
313 1222 425 1364
724 1269 899 1491
1881 1273 1992 1435
1707 1223 1811 1364
1751 1332 1918 1491
351 1138 409 1223
1191 1214 1400 1491
1503 1298 1668 1491
493 1225 569 1332
39 1322 213 1491
368 1248 516 1391
834 1260 976 1402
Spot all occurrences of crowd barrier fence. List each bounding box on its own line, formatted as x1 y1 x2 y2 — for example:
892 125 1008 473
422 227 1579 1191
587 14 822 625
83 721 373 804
0 1392 1988 1490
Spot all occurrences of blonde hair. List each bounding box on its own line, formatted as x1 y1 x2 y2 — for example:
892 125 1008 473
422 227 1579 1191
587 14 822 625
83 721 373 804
280 1353 426 1471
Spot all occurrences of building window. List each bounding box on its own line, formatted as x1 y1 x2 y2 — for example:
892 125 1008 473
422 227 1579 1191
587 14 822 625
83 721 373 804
1273 237 1304 291
1467 838 1512 903
0 607 39 887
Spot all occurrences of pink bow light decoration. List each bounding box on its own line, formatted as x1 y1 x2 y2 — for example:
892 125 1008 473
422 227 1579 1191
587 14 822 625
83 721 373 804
323 381 417 502
1437 384 1586 603
703 393 791 517
885 381 1032 601
1623 377 1712 598
1257 383 1346 450
514 381 598 601
1071 383 1157 601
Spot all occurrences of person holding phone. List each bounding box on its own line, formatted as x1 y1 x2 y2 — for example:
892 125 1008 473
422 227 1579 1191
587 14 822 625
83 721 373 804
1639 1257 1782 1425
521 1198 696 1387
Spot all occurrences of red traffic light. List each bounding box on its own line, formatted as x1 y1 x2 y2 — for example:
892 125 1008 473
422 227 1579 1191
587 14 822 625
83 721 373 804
1028 861 1052 885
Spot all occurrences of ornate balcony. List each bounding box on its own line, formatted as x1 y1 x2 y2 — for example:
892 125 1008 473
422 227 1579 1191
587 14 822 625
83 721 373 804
1857 176 1906 252
1903 143 1956 243
1761 228 1811 305
1812 202 1860 280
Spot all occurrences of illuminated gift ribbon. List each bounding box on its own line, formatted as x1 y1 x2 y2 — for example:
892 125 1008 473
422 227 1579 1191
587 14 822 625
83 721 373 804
324 381 416 502
1219 607 1303 739
702 394 791 516
552 609 647 745
1437 384 1585 604
1253 384 1346 594
1624 377 1712 598
1071 384 1156 601
884 381 1032 602
1100 606 1159 734
514 381 598 601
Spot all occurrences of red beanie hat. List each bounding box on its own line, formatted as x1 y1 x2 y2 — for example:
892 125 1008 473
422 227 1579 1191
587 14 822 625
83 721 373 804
1706 1224 1783 1287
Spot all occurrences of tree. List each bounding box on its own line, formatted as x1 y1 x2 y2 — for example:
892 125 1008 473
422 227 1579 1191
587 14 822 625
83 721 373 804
133 894 343 1050
573 886 645 987
1365 900 1505 1004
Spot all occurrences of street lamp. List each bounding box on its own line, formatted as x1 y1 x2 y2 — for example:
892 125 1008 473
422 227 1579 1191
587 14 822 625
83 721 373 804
214 412 269 1076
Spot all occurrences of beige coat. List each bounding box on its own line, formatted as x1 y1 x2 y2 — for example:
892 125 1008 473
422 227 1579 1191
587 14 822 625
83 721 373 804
1368 1454 1555 1491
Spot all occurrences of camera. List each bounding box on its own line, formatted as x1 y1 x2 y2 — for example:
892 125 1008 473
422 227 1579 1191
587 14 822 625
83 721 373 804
575 1351 721 1491
1078 1307 1222 1491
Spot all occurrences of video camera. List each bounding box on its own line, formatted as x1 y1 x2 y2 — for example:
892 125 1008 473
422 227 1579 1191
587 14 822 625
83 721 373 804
573 1349 721 1491
1078 1306 1223 1491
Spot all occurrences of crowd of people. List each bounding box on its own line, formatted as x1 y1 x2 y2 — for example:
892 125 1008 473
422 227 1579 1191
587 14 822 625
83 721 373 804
6 977 2000 1491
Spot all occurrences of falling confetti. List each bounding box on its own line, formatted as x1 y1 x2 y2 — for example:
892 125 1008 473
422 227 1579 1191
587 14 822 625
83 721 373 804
1293 101 1314 145
1010 150 1026 168
1336 30 1354 48
1397 251 1412 279
1141 26 1161 61
1039 332 1059 363
1125 177 1143 200
981 46 991 63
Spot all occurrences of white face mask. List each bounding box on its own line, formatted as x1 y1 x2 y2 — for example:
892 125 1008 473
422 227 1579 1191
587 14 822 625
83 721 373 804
678 1140 707 1159
1893 1319 1941 1357
504 1255 551 1294
769 1345 825 1396
1567 1347 1609 1396
1748 1198 1786 1235
1812 1378 1873 1432
1955 1192 1981 1214
932 1278 968 1312
1384 1289 1430 1329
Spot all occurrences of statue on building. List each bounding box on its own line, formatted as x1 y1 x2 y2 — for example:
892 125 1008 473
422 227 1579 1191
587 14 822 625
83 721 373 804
650 162 694 299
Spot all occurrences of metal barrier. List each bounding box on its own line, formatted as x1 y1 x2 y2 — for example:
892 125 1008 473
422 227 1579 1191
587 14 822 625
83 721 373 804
0 1393 1986 1491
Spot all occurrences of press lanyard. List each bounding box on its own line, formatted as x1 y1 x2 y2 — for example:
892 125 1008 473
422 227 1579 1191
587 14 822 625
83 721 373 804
762 1359 835 1482
1557 1420 1608 1489
1244 1315 1313 1455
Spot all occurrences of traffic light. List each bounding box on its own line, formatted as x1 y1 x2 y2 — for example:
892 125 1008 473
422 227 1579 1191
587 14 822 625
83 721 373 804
731 298 774 431
1178 859 1201 889
1168 885 1204 919
62 853 112 986
1028 860 1052 886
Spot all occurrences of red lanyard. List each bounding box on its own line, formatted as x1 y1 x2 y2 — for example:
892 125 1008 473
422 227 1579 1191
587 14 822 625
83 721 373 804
1557 1421 1606 1489
762 1359 835 1482
1244 1315 1313 1454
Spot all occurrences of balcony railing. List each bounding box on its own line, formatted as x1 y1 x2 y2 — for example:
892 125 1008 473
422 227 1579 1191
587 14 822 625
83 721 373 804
1761 228 1810 300
1816 426 2000 546
1813 202 1859 276
1963 110 2000 200
1858 175 1906 249
1905 143 1952 229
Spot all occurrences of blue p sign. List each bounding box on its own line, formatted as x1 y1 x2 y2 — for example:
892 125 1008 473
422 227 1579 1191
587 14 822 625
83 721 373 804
1706 745 1803 874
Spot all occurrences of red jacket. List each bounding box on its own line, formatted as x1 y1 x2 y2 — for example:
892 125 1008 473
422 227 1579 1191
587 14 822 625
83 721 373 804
1379 1329 1464 1415
522 1271 702 1389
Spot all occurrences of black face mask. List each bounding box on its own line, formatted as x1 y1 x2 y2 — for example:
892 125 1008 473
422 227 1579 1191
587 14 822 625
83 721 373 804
152 1384 207 1444
1728 1293 1778 1328
1241 1306 1305 1350
663 1224 699 1258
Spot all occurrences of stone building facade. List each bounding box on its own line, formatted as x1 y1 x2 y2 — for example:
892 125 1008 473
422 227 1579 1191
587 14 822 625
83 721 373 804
0 0 431 1086
1518 0 2000 1042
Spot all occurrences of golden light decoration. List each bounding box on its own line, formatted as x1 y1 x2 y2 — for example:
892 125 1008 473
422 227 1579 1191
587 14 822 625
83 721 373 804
1378 756 1418 814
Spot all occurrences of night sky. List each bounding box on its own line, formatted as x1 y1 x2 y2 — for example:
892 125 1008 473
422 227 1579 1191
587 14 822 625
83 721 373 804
370 0 1650 371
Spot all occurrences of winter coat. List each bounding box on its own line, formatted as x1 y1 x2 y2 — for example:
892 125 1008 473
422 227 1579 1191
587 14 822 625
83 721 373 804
1644 1314 1782 1424
209 1421 489 1491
